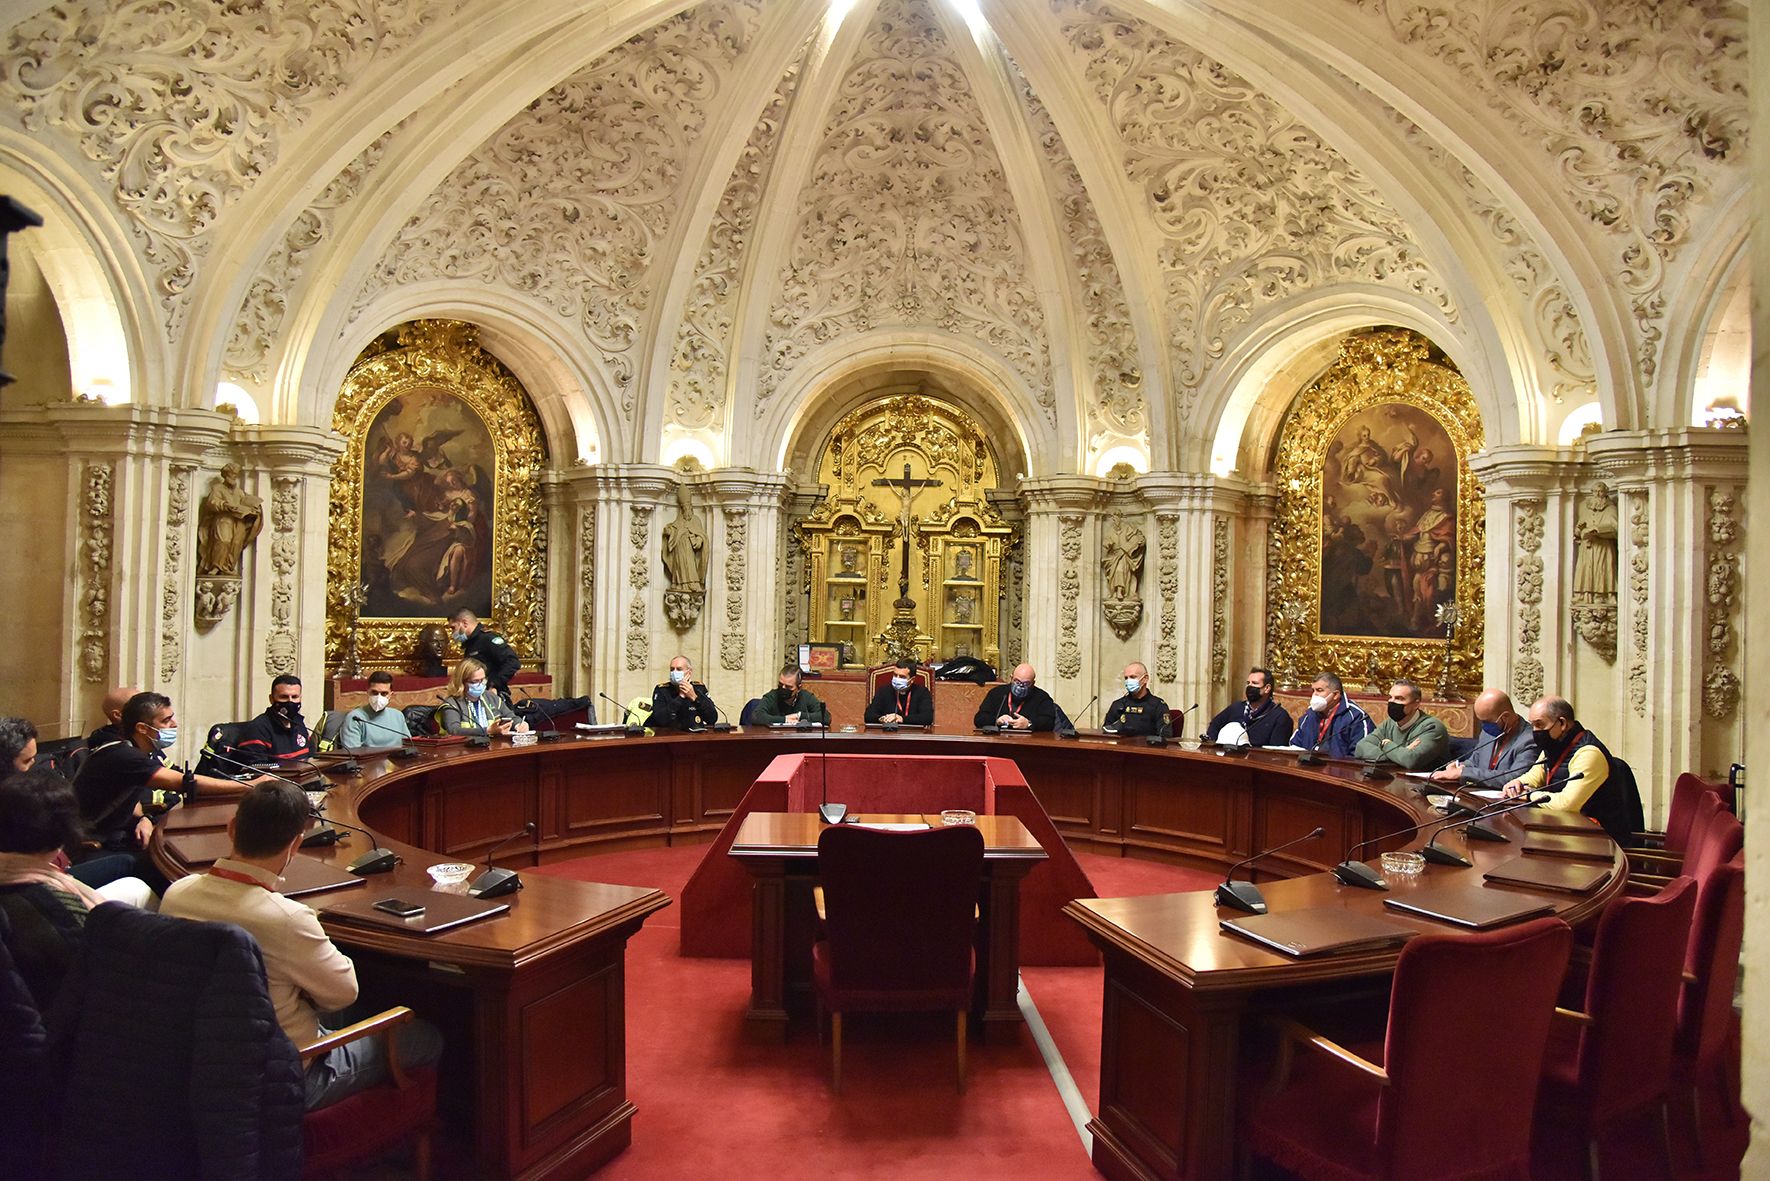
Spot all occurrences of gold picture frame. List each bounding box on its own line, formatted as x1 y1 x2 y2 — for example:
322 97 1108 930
1267 328 1485 693
325 320 547 673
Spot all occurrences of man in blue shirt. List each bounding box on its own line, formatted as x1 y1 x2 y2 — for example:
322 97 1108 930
1288 671 1374 758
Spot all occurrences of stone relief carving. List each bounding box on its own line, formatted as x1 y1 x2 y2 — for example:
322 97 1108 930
1056 513 1083 679
578 506 595 673
194 462 263 631
720 506 747 671
1210 516 1229 686
1099 513 1145 640
666 45 805 435
356 2 763 415
1627 495 1650 717
160 465 192 683
263 477 299 677
77 462 113 684
625 504 653 671
1571 482 1618 662
1344 0 1748 394
1 1 445 333
1054 0 1455 411
1155 512 1179 684
1703 486 1740 718
1013 76 1145 448
661 484 709 630
758 0 1054 423
1513 499 1545 705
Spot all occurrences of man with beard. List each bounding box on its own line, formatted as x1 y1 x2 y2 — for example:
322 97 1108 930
1202 667 1293 747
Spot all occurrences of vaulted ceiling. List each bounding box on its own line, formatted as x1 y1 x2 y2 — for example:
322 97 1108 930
0 0 1750 473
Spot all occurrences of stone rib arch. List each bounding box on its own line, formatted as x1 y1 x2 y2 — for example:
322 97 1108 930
1652 190 1749 431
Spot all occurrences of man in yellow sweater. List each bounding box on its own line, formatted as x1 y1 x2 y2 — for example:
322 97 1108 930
1501 695 1636 841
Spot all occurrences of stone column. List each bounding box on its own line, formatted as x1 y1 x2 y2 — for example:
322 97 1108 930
1017 478 1103 706
707 469 792 707
562 464 676 711
1136 473 1251 720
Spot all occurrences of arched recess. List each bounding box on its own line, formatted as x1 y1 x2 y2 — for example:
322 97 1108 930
0 140 163 405
1653 194 1750 429
762 332 1049 479
1201 289 1502 482
295 285 615 469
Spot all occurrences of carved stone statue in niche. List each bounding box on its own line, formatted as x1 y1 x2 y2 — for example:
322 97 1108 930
194 463 263 629
1100 514 1146 640
661 483 708 630
1571 483 1619 662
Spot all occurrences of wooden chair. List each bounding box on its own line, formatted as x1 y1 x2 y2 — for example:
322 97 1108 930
811 823 983 1094
298 1007 436 1181
1627 772 1726 855
1627 796 1741 894
1671 853 1746 1167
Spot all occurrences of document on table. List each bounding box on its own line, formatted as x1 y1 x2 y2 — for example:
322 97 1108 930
851 822 931 831
1467 788 1506 801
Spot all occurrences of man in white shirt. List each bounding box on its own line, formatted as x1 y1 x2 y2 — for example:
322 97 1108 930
161 781 441 1108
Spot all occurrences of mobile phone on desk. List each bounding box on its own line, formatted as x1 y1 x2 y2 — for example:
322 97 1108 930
371 898 426 919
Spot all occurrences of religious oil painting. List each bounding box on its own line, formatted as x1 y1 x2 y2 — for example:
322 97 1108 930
360 388 495 617
1318 402 1458 639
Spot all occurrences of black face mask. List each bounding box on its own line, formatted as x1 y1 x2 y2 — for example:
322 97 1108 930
779 689 798 705
275 701 302 724
1532 726 1564 756
1386 701 1407 723
1244 684 1263 703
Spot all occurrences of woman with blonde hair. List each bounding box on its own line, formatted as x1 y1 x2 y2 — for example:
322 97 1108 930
436 657 528 738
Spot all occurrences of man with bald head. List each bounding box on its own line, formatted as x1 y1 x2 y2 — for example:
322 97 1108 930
1102 662 1171 737
1430 688 1535 787
1502 694 1638 842
87 685 141 748
973 663 1057 732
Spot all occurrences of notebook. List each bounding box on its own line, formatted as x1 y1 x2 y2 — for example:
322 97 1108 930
1521 810 1604 835
167 825 333 867
320 889 511 935
1219 907 1415 957
1521 831 1616 862
165 800 238 831
278 855 369 900
1383 883 1557 929
1482 856 1612 894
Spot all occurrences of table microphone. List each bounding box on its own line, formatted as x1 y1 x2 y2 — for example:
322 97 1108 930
1172 702 1199 741
818 711 845 825
1057 693 1098 740
351 712 419 759
302 801 400 875
596 692 646 736
1418 791 1554 866
712 700 735 733
1359 751 1397 780
468 820 536 898
513 685 566 742
1215 826 1325 914
1331 779 1574 889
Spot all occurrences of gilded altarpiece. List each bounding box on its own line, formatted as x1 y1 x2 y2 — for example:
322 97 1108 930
325 320 547 672
1267 329 1485 690
799 395 1014 668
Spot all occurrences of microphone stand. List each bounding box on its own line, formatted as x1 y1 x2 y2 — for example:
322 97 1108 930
1417 791 1554 867
513 685 566 742
596 692 646 737
468 821 537 898
349 712 419 760
1171 702 1199 742
1057 693 1098 740
1215 826 1325 914
818 709 845 825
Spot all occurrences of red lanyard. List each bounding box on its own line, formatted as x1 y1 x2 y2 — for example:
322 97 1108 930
1006 692 1024 718
1544 729 1584 781
1488 725 1512 771
208 865 272 891
1315 702 1341 750
896 691 911 715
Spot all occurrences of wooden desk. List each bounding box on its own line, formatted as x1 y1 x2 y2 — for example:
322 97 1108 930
1064 813 1625 1180
728 812 1046 1038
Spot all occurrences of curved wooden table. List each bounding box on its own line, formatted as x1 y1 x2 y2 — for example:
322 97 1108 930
157 728 1621 1181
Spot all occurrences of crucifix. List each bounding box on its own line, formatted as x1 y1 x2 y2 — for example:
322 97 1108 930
872 461 942 605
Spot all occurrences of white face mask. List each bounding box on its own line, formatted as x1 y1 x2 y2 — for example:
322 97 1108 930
1124 677 1142 694
1309 693 1330 713
367 693 389 713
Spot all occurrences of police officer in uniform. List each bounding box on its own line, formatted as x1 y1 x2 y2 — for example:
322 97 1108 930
450 609 522 697
1102 662 1172 737
650 655 719 730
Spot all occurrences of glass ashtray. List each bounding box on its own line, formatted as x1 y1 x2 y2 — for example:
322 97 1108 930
1380 851 1426 877
305 790 328 812
940 809 978 826
428 862 473 893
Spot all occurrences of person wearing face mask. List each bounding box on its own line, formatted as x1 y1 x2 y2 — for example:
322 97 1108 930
1354 679 1449 769
1101 662 1172 737
753 664 832 726
864 659 934 726
1501 695 1639 842
72 692 269 892
1203 667 1293 747
339 670 412 749
85 683 142 748
450 608 523 697
438 657 529 738
237 674 313 764
650 654 720 730
1288 671 1374 758
161 780 444 1110
973 663 1057 732
1429 688 1536 787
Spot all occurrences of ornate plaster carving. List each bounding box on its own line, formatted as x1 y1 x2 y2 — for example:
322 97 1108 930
356 1 764 414
263 477 299 677
1703 485 1740 718
160 465 192 682
1056 512 1084 678
666 43 806 434
2 1 446 332
758 0 1054 422
77 461 113 684
1571 482 1618 661
1344 0 1749 393
578 506 595 673
1210 516 1229 685
1155 512 1179 684
1627 494 1649 716
721 506 748 670
625 504 653 671
1513 498 1545 705
1053 1 1455 409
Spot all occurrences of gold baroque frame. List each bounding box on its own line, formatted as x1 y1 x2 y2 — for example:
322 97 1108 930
1267 328 1485 692
325 320 547 672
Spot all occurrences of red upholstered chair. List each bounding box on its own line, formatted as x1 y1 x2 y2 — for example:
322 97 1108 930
1670 853 1746 1165
1627 785 1727 884
866 663 934 706
1533 876 1697 1178
299 1006 437 1180
812 823 983 1094
1242 917 1573 1181
1628 772 1725 855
